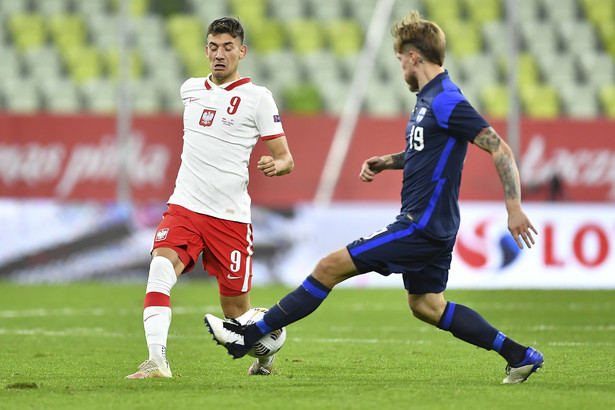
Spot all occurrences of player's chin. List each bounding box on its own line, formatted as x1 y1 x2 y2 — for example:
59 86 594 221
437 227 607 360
212 69 229 81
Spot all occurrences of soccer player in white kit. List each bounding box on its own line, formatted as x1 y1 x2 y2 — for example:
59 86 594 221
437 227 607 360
126 17 294 378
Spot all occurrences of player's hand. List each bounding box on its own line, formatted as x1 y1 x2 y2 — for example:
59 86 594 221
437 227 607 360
359 156 386 182
257 155 277 177
508 209 538 249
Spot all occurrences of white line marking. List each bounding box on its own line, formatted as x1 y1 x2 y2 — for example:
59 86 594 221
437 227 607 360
0 306 221 318
0 327 127 338
1 328 613 348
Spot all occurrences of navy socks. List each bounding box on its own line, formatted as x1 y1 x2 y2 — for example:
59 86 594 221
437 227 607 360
245 275 331 346
437 302 527 365
244 283 528 366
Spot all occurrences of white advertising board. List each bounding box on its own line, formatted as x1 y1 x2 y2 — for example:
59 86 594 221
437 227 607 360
276 202 615 289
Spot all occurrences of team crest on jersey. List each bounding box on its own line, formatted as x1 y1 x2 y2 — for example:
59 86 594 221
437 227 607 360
273 114 281 122
199 109 216 127
155 228 169 241
415 107 427 123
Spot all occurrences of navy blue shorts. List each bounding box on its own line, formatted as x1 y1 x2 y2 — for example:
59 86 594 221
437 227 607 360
346 214 456 294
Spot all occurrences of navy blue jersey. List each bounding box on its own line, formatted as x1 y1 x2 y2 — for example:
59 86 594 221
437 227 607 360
401 70 489 240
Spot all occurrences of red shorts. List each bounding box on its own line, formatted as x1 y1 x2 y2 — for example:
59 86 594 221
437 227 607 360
152 204 253 297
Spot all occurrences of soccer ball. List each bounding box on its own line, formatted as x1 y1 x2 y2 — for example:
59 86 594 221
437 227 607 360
242 307 286 357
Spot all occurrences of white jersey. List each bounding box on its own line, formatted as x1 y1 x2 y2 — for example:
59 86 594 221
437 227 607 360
168 75 285 223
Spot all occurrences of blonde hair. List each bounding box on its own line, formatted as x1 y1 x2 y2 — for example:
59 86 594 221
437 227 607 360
391 10 446 66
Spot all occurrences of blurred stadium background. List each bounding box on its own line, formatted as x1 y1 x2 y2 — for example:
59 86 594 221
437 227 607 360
0 0 614 287
1 0 615 116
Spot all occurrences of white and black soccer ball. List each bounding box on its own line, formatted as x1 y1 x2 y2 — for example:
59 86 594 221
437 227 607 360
242 307 286 358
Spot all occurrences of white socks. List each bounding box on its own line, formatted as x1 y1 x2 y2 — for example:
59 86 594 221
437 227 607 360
146 256 177 295
143 256 177 364
257 354 275 366
144 306 172 363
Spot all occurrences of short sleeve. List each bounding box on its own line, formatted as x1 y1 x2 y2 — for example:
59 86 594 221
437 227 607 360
433 92 489 143
447 99 490 142
255 89 285 140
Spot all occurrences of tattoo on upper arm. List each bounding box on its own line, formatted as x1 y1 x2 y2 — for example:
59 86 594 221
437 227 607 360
390 152 405 169
474 128 500 153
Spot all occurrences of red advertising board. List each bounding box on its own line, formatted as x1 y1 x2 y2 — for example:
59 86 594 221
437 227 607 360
0 113 182 202
1 113 614 205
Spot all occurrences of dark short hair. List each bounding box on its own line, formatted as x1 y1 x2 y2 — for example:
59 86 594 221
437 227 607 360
207 17 244 44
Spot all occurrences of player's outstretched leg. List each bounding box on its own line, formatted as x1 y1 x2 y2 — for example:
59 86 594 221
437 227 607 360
502 347 544 384
205 275 332 359
126 359 172 379
204 314 253 359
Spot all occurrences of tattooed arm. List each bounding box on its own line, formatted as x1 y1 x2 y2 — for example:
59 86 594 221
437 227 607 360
474 127 521 202
474 127 538 249
359 151 405 182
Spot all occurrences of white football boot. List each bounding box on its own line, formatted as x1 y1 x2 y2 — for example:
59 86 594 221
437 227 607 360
248 355 276 376
204 314 251 358
502 347 544 384
125 360 172 379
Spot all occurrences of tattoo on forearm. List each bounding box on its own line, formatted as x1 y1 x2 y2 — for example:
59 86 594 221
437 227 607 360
495 153 519 201
390 152 405 169
476 128 520 201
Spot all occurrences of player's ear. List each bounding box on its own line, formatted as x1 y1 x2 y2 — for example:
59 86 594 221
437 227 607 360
411 50 419 64
239 44 247 59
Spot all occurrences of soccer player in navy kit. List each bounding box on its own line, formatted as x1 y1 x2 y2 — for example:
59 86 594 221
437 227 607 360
206 10 544 384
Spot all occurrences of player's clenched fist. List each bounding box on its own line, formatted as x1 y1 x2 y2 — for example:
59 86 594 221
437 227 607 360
257 155 277 177
359 156 386 182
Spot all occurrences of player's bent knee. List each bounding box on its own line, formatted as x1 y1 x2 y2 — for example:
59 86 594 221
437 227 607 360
146 256 178 295
313 258 335 278
152 248 184 275
314 256 330 272
312 259 343 287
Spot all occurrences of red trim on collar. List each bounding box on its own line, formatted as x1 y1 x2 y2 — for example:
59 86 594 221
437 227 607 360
225 77 251 90
204 76 250 91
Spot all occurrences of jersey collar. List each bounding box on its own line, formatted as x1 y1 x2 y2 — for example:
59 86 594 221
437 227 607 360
204 75 251 91
417 69 448 99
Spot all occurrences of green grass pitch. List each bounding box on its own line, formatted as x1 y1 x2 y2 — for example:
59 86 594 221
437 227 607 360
1 281 614 409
